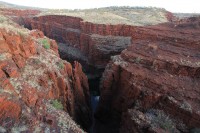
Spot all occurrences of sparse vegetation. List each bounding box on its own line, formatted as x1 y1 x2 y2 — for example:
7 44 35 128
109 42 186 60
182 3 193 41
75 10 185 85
46 102 85 132
17 30 27 38
38 7 168 26
38 38 50 49
0 55 5 61
0 15 30 35
130 57 142 64
146 109 176 132
180 101 192 113
11 126 28 133
51 99 63 110
57 61 65 69
0 15 8 23
180 59 200 67
33 58 42 64
135 57 142 64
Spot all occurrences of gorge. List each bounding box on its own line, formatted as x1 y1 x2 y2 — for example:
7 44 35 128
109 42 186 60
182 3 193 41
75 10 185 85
0 6 200 133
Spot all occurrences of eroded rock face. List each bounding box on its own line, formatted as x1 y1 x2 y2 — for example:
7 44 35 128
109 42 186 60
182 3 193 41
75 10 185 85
96 17 200 132
2 9 173 81
13 15 133 77
0 21 91 132
1 8 174 78
10 11 174 78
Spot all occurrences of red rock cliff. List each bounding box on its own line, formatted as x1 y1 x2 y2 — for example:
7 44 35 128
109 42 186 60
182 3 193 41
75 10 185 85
14 14 175 77
0 17 91 132
2 9 174 79
3 8 200 132
96 17 200 132
13 15 132 77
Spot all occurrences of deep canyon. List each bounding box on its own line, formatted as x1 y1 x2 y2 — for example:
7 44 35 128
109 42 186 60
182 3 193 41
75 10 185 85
0 6 200 133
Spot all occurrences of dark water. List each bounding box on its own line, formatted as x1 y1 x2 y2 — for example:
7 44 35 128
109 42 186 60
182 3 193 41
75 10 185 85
91 96 100 112
90 96 100 133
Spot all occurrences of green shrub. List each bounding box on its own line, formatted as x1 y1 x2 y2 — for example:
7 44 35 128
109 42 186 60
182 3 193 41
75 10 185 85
51 99 63 110
57 61 65 69
38 38 50 49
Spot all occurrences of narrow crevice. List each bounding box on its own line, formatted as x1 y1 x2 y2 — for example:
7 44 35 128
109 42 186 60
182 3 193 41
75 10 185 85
18 20 120 133
58 43 103 133
57 43 110 133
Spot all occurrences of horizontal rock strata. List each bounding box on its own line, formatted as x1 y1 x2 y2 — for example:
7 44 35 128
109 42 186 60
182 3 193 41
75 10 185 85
96 17 200 132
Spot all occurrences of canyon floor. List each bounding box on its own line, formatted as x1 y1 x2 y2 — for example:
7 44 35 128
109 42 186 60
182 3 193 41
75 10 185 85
0 2 200 133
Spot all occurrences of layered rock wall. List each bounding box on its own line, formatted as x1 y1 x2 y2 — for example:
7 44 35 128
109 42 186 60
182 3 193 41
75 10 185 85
96 18 200 132
15 15 132 76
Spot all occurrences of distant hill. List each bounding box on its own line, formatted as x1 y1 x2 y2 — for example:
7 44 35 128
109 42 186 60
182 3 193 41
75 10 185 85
39 6 170 26
0 1 44 10
0 1 200 25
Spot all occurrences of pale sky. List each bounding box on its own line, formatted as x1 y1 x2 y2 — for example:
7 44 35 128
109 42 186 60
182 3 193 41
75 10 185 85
1 0 199 13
